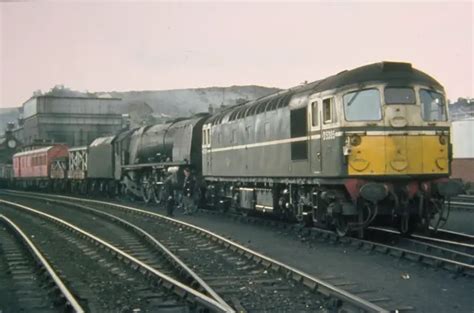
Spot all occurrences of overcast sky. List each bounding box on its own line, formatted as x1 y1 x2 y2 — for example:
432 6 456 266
0 1 472 108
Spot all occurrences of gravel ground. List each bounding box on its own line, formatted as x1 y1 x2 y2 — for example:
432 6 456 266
113 200 474 313
0 203 192 313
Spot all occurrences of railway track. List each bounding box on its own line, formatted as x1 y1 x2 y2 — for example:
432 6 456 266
0 197 231 313
1 190 389 313
448 195 474 210
413 228 474 255
366 227 474 266
294 226 474 277
431 228 474 247
0 214 84 313
187 203 474 277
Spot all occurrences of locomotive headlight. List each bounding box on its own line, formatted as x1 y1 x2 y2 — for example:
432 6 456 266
343 146 352 156
439 135 447 145
350 135 361 146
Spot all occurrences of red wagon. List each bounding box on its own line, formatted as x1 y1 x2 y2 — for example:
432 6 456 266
13 145 69 190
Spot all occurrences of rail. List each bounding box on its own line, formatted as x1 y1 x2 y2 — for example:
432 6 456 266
0 214 85 313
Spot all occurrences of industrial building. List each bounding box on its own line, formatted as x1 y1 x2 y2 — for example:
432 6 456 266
19 95 128 147
451 118 474 184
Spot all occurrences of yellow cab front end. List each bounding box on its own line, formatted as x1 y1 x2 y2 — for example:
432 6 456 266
343 86 450 176
343 85 450 176
339 82 463 233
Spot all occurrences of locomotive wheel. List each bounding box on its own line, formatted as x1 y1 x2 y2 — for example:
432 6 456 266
398 214 418 236
152 185 162 204
334 215 350 237
107 182 116 197
110 182 119 197
418 216 431 235
79 182 87 195
70 182 76 194
295 211 313 227
141 184 153 203
100 181 106 194
217 199 229 213
89 181 96 195
229 194 240 213
118 183 128 200
428 199 448 232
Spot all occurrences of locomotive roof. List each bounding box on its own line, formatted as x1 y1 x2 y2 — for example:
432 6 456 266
306 61 443 93
207 61 443 125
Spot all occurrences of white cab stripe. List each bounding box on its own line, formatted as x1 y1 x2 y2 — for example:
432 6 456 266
202 130 443 153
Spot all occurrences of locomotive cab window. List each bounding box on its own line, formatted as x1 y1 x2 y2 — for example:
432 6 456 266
323 98 336 124
311 101 319 127
420 89 447 121
385 87 416 104
343 88 382 121
202 129 210 146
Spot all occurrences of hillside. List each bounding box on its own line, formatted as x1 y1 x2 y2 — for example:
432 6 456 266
0 85 280 133
99 85 280 117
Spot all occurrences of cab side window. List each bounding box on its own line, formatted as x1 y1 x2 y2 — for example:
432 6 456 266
311 101 319 127
323 97 336 124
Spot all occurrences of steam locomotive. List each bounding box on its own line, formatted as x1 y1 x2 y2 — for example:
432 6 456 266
7 61 463 236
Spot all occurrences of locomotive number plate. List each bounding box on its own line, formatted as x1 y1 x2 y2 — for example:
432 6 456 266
322 130 336 141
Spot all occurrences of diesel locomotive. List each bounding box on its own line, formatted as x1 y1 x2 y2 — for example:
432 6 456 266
202 61 462 235
6 61 463 236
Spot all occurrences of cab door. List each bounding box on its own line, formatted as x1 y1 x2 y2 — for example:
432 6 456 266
309 98 322 173
202 126 212 175
289 106 309 160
